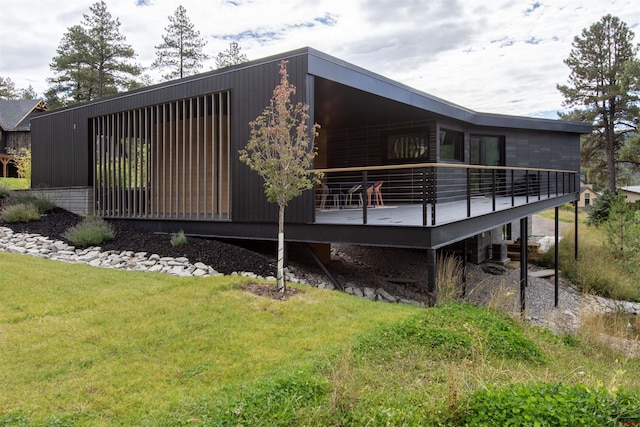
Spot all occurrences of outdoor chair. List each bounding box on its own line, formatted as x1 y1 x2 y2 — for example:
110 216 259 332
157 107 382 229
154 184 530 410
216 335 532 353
367 181 384 207
320 184 339 209
346 184 363 207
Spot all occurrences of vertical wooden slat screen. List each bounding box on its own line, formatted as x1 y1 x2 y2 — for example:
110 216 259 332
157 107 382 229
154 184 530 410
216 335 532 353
92 91 230 220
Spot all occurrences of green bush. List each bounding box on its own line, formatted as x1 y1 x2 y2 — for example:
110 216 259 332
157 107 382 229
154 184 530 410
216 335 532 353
587 187 619 226
63 215 115 248
170 229 188 247
448 382 640 426
0 202 40 223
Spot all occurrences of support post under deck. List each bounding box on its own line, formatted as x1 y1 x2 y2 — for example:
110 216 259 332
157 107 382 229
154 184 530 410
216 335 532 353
427 248 437 306
519 217 528 316
554 207 559 307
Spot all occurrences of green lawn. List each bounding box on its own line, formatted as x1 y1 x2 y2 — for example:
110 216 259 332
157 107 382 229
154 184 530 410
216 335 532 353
0 177 29 190
1 252 639 426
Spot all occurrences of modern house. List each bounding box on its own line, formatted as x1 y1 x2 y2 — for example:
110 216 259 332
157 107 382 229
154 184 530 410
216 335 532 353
30 47 591 302
0 99 48 177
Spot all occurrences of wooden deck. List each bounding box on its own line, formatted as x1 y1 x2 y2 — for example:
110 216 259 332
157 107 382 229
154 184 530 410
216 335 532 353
315 194 558 227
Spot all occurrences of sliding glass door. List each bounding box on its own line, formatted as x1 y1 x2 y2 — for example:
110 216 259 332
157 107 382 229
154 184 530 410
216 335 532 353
470 135 505 195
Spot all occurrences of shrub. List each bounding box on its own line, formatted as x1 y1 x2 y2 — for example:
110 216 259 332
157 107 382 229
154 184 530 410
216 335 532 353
170 229 188 247
448 382 640 426
587 187 618 226
63 215 115 248
0 202 40 223
0 182 11 198
11 195 56 213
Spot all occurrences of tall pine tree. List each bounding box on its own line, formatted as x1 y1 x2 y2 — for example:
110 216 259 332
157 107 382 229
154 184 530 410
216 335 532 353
0 77 18 100
46 1 141 108
215 41 248 69
152 6 209 81
557 15 640 191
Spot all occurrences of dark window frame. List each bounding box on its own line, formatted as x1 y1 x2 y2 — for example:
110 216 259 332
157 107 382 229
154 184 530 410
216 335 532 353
382 126 430 164
439 127 464 162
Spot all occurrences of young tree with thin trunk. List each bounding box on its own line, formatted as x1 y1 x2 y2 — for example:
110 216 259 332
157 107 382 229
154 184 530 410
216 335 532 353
239 60 320 292
46 1 142 108
215 41 248 69
557 14 640 192
152 5 209 81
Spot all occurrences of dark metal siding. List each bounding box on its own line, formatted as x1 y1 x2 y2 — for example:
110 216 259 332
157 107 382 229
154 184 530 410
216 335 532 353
31 50 312 224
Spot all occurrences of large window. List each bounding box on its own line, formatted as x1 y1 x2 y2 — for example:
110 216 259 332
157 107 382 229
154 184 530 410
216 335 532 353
93 91 231 220
439 128 464 161
383 127 429 163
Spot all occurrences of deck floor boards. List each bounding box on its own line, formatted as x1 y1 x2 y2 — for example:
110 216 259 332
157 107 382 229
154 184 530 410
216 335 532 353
315 194 558 226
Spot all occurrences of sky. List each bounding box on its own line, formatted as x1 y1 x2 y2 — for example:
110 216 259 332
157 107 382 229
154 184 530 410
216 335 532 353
1 0 639 119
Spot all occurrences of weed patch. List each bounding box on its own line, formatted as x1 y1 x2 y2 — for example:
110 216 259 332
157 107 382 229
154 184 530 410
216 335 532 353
448 382 640 426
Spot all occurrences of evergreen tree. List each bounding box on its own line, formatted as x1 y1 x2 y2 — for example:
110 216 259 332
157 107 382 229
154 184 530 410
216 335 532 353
215 41 248 69
0 77 18 100
152 5 209 80
239 60 320 293
557 15 640 192
46 1 141 107
20 86 38 100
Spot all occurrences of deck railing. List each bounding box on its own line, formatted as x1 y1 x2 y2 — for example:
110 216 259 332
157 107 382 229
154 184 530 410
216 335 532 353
311 163 577 226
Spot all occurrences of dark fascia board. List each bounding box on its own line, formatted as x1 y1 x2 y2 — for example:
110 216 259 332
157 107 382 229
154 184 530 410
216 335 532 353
32 46 592 135
305 47 592 135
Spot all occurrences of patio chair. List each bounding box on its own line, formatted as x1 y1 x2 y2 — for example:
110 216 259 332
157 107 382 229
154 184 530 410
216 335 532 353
320 184 339 209
346 184 363 207
367 181 384 207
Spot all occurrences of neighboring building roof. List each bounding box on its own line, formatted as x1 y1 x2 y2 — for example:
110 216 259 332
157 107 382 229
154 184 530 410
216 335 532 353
580 186 597 194
620 186 640 195
0 99 47 131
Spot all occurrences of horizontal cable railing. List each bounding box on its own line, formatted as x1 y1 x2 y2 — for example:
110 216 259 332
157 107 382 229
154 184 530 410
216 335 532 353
311 163 577 226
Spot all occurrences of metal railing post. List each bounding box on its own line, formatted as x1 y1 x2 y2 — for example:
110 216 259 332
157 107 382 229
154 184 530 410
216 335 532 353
422 167 428 226
431 167 436 226
362 170 368 225
492 169 496 211
511 169 515 206
525 170 530 203
466 168 471 217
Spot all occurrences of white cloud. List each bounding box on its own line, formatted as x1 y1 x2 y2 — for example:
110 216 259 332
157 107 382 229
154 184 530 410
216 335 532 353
0 0 638 117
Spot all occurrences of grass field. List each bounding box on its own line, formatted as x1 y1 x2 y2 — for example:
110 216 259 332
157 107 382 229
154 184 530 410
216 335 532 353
536 206 640 301
0 178 29 190
1 252 639 426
